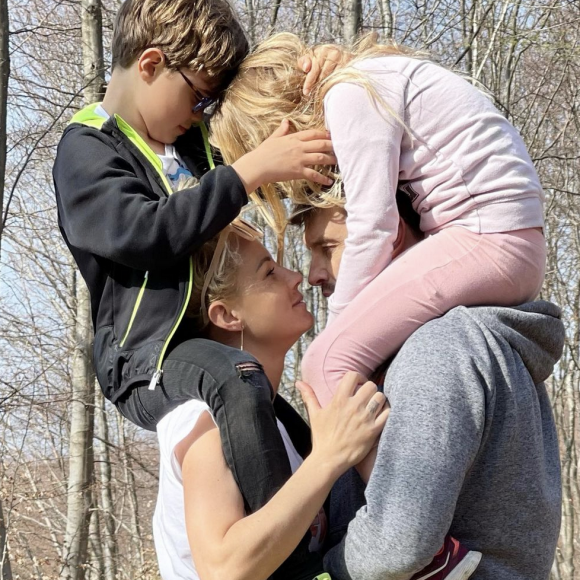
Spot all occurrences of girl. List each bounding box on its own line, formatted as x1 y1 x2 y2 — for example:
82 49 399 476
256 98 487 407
209 33 545 407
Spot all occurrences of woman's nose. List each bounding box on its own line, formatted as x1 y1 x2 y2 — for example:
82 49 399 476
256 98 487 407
287 267 303 288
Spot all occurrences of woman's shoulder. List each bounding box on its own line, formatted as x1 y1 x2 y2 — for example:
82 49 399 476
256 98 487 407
157 399 212 458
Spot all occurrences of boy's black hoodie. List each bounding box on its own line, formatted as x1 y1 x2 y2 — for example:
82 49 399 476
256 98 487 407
53 104 247 404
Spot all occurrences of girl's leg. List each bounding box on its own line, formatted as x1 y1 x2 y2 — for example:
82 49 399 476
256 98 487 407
302 227 546 405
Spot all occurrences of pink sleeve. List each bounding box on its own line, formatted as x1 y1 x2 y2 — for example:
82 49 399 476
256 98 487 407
324 80 405 322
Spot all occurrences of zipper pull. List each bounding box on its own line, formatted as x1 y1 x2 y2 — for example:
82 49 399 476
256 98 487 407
148 369 163 391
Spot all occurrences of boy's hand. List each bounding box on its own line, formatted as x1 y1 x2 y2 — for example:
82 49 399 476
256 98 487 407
299 45 352 96
231 119 336 194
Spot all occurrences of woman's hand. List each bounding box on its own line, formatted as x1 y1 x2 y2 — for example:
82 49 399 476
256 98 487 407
297 371 389 478
231 119 336 193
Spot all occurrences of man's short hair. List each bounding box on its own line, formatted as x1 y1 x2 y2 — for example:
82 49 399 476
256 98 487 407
289 189 422 236
111 0 249 90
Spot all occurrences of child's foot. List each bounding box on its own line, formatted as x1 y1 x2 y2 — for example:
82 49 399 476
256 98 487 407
411 535 482 580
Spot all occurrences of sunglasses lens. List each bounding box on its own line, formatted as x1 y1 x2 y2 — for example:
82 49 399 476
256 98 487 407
193 97 216 113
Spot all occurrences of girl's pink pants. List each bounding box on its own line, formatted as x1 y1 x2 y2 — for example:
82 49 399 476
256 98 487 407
301 227 546 407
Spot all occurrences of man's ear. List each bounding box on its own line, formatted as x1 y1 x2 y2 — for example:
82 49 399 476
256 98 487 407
138 48 165 82
207 301 243 333
392 217 406 260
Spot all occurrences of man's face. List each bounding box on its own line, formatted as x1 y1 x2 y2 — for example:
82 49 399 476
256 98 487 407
304 208 347 297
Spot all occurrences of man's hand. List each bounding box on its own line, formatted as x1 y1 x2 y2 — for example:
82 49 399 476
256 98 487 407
299 45 351 96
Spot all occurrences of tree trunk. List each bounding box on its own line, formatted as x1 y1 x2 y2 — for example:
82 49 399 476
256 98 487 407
117 414 145 572
269 0 283 33
343 0 361 44
0 0 10 255
0 0 12 575
94 388 117 580
245 0 256 45
87 506 104 580
60 275 96 580
0 502 12 580
380 0 393 38
60 1 104 579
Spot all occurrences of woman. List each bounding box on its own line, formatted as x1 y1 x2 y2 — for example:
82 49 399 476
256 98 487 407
153 219 388 580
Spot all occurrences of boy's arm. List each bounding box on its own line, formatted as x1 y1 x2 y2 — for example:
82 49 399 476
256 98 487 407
54 126 248 271
323 316 486 580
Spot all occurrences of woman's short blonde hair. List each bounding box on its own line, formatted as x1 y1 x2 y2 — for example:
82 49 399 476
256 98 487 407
210 32 426 235
111 0 249 90
185 231 242 332
175 177 243 332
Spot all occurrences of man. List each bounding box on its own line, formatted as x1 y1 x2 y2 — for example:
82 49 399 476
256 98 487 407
291 197 564 580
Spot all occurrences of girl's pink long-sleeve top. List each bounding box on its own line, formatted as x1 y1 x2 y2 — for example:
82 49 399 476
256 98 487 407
323 56 544 320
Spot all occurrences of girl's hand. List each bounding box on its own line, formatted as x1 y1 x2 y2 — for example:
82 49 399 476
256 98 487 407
297 371 389 478
231 119 336 194
299 45 350 96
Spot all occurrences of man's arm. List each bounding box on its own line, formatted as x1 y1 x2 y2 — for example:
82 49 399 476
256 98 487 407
324 314 487 580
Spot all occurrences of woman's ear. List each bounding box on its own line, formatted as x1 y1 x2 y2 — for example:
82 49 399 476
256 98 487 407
138 48 165 82
207 300 243 333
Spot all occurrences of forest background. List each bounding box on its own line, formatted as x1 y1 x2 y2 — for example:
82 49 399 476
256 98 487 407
0 0 578 578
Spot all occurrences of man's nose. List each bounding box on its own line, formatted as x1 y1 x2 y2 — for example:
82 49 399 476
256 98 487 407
308 261 327 287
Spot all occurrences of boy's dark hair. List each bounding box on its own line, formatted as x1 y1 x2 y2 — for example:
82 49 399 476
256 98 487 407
289 189 423 237
111 0 249 90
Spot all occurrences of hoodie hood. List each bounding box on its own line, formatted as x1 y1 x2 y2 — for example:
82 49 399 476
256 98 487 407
466 300 565 385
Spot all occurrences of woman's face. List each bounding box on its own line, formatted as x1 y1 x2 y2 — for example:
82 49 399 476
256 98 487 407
229 238 314 350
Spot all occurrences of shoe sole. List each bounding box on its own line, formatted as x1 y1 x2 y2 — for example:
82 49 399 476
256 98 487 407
446 551 483 580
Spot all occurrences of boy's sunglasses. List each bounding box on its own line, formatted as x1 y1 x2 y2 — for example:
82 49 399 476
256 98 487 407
178 70 216 113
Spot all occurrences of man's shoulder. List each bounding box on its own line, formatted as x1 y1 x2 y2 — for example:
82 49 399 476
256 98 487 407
399 306 489 360
390 301 564 390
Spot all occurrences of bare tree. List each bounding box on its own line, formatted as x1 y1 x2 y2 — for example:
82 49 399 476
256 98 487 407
0 0 13 576
379 0 393 38
60 0 104 578
0 503 11 580
93 388 117 580
343 0 361 43
0 0 8 257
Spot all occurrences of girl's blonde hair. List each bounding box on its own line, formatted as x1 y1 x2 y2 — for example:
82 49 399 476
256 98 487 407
210 32 427 236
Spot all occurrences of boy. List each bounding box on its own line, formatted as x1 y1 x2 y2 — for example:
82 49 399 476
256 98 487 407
54 1 335 578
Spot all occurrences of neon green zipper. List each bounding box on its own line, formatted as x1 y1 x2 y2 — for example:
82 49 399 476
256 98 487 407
120 271 149 347
147 123 215 389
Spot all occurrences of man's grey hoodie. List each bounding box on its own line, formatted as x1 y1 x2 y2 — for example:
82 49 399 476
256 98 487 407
324 301 564 580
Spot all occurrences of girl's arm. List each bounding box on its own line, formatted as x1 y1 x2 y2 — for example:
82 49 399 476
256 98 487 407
181 373 388 580
323 76 407 322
